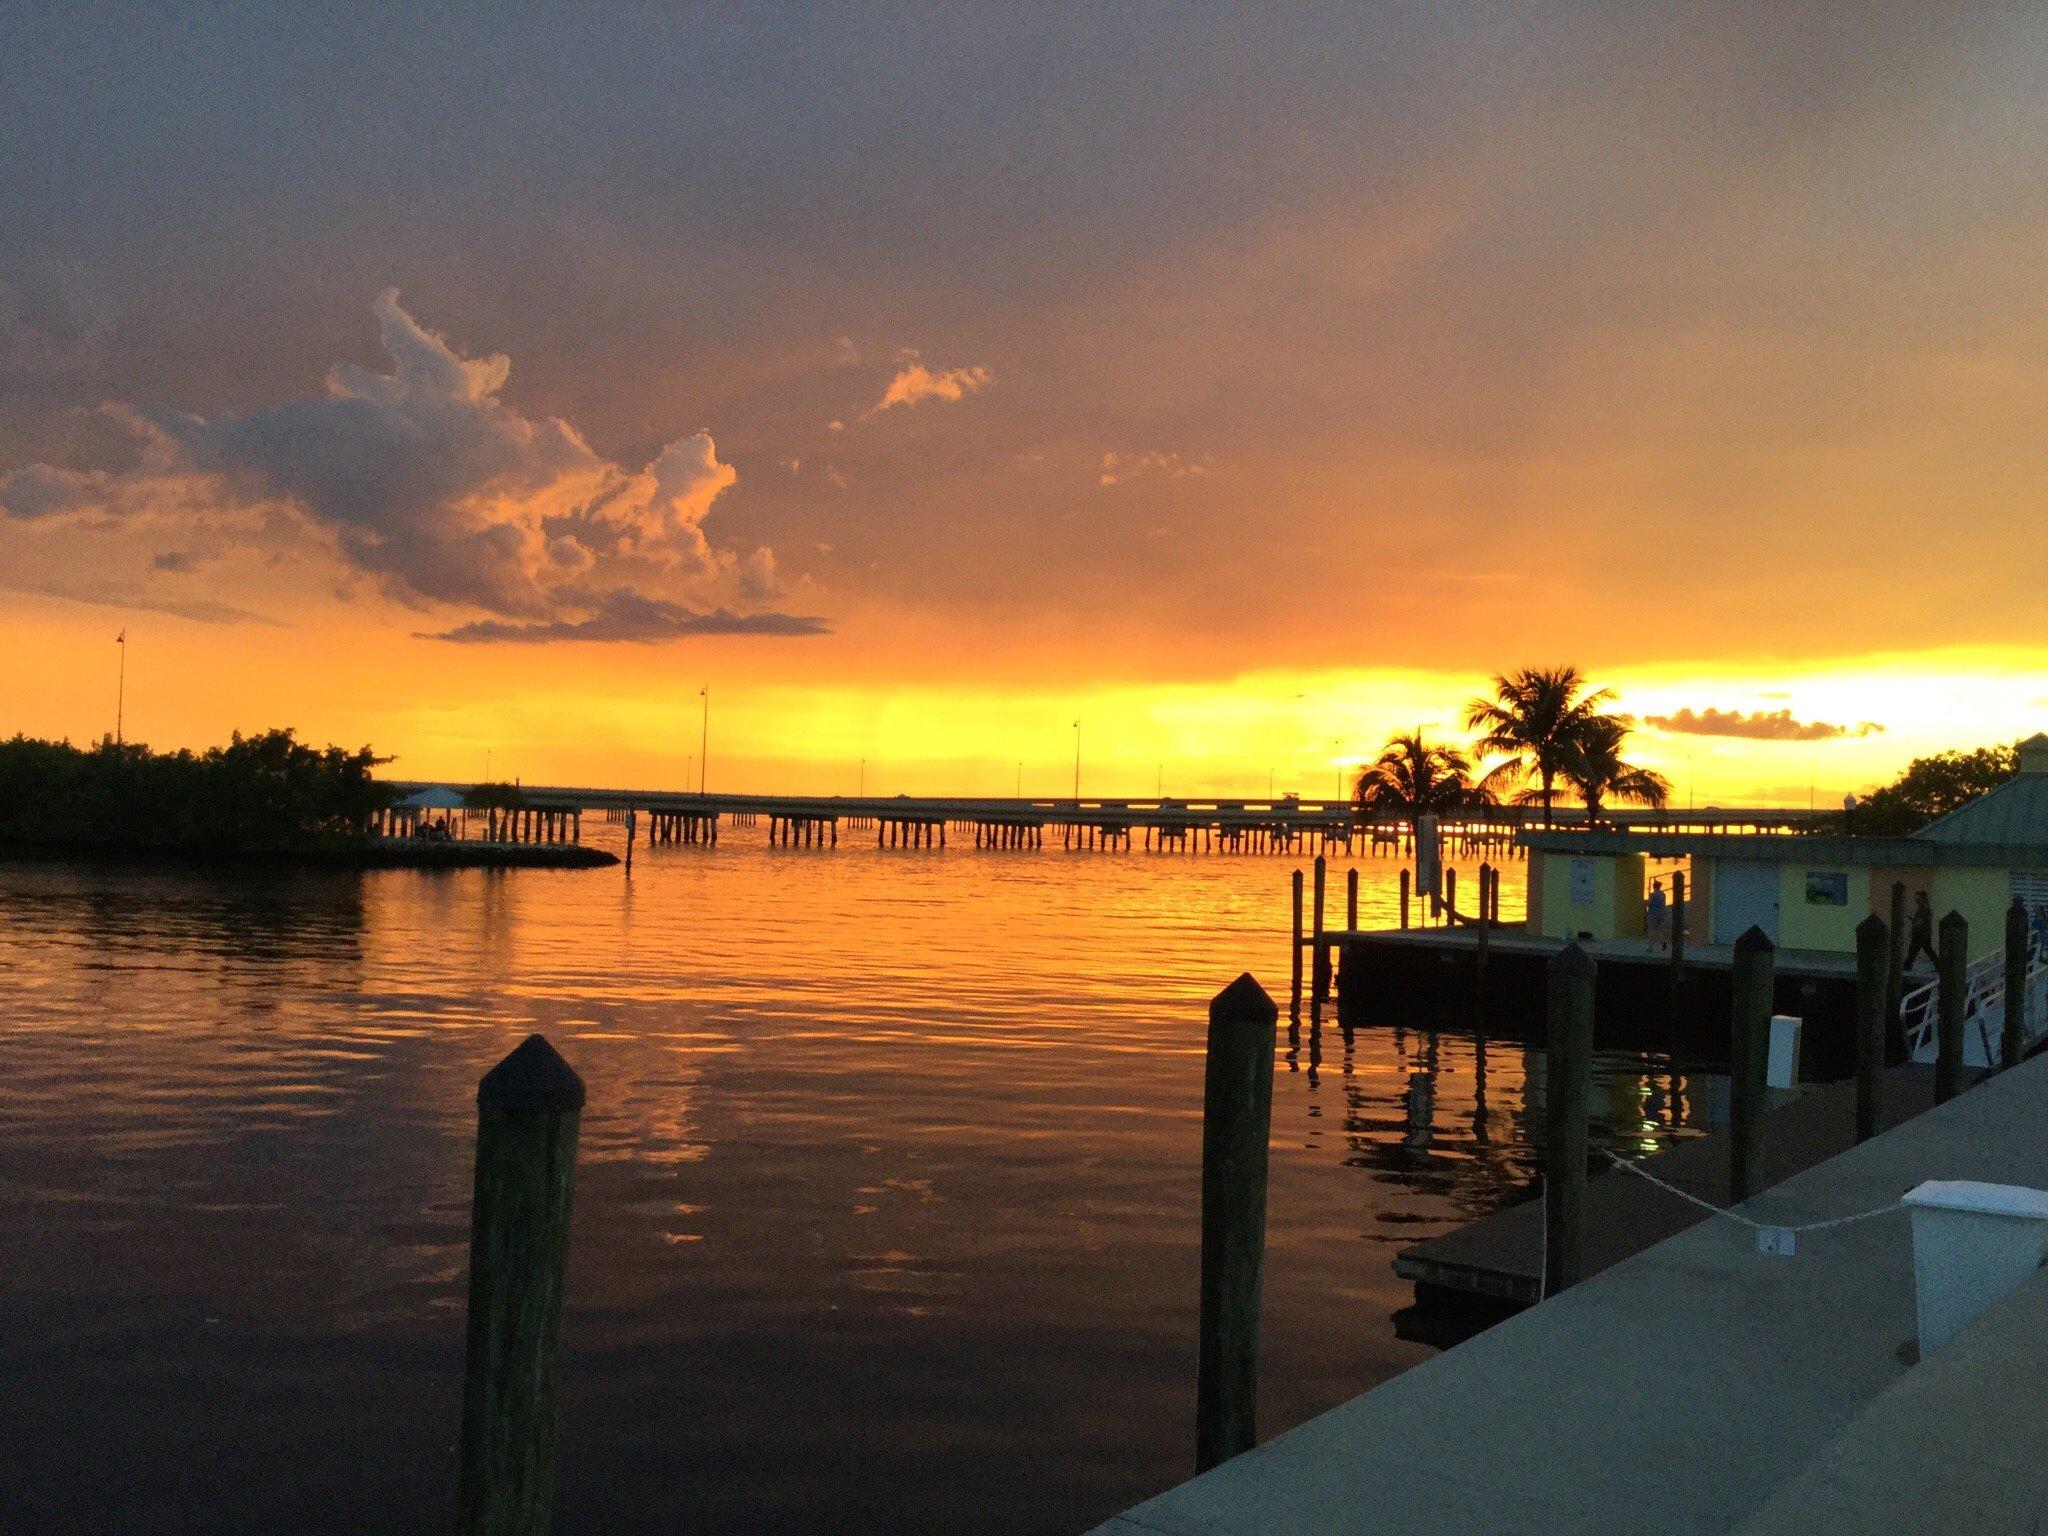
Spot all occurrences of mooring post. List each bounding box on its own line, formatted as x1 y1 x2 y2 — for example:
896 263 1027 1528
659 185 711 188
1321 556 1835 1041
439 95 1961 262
623 808 636 875
2004 898 2028 1070
1346 867 1358 930
1668 871 1689 1038
1474 878 1490 1021
1543 941 1595 1297
458 1035 586 1536
1729 926 1775 1203
1310 856 1329 1001
1936 911 1968 1102
1885 881 1906 1041
1399 868 1411 930
1289 870 1304 1018
1854 913 1888 1142
1195 973 1277 1473
1444 867 1458 925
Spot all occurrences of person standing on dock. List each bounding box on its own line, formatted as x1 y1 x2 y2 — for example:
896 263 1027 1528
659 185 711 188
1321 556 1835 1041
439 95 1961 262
1904 890 1938 971
1647 878 1669 950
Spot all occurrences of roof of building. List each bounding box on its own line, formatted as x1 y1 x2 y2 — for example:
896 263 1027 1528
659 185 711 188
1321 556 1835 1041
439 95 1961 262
1913 733 2048 848
1518 828 2044 867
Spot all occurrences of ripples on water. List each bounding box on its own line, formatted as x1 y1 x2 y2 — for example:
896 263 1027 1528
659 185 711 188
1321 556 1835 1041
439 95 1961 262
0 832 1694 1534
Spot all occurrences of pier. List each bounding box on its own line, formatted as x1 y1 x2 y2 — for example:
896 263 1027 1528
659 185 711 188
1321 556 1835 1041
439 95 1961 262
1089 1050 2048 1536
379 781 1833 858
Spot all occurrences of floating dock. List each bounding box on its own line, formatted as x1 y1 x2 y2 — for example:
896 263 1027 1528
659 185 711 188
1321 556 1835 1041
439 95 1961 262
1394 1062 1954 1305
1087 1051 2048 1536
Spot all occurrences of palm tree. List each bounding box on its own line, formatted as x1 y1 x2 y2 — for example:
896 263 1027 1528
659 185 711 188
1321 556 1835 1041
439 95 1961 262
1464 666 1619 826
1353 731 1494 817
1563 715 1671 826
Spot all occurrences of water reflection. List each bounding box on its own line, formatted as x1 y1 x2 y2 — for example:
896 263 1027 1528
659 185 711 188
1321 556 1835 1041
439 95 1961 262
0 840 1700 1535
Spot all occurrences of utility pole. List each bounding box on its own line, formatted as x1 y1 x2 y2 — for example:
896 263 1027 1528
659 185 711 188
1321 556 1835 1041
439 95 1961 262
114 629 126 746
699 685 709 796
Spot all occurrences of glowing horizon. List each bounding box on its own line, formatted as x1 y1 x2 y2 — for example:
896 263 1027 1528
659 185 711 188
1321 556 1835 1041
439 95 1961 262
3 12 2044 805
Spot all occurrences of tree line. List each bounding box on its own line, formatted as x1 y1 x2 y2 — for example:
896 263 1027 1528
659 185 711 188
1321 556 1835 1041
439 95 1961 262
0 729 392 854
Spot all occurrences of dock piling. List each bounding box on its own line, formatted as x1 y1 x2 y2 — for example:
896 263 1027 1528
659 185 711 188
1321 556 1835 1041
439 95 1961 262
1542 941 1595 1297
1854 914 1887 1142
1289 870 1305 1018
458 1035 585 1536
1346 867 1358 930
1311 856 1329 1002
1667 871 1688 1039
1729 926 1775 1203
1399 869 1410 930
1936 911 1968 1103
1195 973 1278 1473
2004 898 2028 1071
1885 881 1906 1043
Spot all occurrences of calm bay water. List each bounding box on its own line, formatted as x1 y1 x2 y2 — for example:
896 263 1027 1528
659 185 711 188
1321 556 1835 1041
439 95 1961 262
0 832 1692 1534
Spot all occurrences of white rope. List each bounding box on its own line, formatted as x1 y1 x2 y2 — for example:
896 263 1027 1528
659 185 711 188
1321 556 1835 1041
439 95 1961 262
1596 1148 1901 1235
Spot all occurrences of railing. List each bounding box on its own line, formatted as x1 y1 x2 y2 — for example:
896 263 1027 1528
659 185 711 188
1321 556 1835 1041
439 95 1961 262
1901 928 2048 1065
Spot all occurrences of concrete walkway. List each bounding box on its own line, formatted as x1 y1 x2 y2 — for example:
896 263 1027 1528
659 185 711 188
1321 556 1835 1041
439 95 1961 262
1088 1053 2048 1536
1734 1269 2048 1534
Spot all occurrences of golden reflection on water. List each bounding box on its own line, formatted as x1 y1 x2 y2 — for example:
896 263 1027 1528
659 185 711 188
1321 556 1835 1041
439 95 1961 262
0 833 1695 1535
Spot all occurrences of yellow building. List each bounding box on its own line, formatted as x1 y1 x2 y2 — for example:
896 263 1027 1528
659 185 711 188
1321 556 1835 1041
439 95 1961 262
1521 734 2048 959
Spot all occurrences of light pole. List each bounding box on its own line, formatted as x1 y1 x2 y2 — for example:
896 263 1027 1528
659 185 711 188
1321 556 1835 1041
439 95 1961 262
1332 738 1343 803
114 629 126 746
699 685 709 796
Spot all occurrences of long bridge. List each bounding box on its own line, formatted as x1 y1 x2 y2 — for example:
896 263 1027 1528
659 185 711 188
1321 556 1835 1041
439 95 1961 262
378 781 1838 855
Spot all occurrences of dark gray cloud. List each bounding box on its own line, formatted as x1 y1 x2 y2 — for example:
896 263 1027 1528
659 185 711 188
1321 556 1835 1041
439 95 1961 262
1647 708 1884 741
426 590 828 644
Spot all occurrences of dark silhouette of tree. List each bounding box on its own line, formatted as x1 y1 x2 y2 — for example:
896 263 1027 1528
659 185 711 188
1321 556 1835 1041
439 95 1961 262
1353 731 1497 816
1562 715 1671 826
1464 666 1621 825
1856 745 2017 835
0 729 392 854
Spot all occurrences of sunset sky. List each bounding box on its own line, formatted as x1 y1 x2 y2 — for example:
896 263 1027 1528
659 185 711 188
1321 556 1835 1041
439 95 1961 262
3 6 2044 801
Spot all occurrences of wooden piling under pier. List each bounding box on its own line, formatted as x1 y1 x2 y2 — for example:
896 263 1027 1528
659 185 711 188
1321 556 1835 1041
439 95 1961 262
380 781 1835 864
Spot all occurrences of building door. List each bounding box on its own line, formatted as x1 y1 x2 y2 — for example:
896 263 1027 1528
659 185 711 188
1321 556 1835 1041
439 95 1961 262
1714 859 1781 944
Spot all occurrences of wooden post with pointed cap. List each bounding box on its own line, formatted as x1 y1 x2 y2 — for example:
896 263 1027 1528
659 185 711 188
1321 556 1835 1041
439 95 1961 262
1854 914 1888 1142
1667 871 1689 1039
2004 897 2028 1071
1885 881 1906 1043
459 1034 586 1536
1729 926 1775 1203
1310 855 1329 1001
1543 941 1595 1297
1288 869 1305 1017
1936 911 1968 1102
1195 973 1277 1473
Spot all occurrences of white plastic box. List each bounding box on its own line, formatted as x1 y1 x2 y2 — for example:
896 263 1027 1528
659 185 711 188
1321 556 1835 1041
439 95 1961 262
1902 1180 2048 1354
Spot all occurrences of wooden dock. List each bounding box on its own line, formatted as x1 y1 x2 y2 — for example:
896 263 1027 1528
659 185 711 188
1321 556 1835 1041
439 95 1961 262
1394 1062 1960 1306
1089 1051 2048 1536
